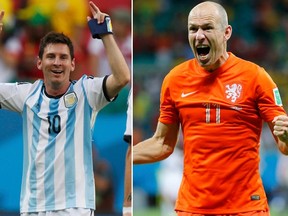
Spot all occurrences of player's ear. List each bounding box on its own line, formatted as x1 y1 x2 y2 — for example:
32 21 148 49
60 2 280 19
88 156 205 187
71 58 75 72
37 56 42 70
224 25 232 41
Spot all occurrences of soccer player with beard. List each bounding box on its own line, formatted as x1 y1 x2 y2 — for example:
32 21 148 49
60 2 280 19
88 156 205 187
0 1 130 215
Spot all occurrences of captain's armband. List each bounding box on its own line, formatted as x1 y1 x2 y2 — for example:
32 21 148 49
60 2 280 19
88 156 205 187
88 16 113 39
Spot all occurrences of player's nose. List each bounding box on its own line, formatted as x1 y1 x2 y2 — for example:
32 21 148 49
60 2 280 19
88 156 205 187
196 28 205 40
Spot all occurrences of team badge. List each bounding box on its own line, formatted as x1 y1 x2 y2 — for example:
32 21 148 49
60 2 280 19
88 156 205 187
225 83 242 103
64 92 78 108
273 88 283 106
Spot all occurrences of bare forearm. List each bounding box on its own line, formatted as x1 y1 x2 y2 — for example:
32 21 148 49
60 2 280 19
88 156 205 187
87 1 129 98
102 34 130 96
133 137 174 164
134 122 179 164
0 11 3 33
278 140 288 155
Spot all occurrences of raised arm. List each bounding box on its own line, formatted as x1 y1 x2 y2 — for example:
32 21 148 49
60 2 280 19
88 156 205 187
269 115 288 155
0 11 4 34
87 1 130 99
133 121 180 164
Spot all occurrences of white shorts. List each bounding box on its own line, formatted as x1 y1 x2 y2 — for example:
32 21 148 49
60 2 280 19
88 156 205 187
21 208 94 216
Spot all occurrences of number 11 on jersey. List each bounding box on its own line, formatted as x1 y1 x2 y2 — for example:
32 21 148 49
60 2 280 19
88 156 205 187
203 103 221 124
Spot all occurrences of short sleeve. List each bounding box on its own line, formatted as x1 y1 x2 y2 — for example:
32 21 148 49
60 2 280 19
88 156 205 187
82 76 110 111
256 68 286 122
159 74 179 124
0 82 33 112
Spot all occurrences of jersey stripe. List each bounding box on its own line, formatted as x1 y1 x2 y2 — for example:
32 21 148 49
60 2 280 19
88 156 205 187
53 116 66 209
28 93 44 211
21 82 43 211
44 98 60 209
21 104 29 208
65 102 76 207
81 80 95 207
83 98 94 206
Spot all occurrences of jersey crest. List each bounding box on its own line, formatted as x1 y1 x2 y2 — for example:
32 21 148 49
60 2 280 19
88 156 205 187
225 83 242 103
64 92 78 108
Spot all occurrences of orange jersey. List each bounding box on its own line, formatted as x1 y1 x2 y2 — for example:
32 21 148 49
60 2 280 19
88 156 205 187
159 53 286 214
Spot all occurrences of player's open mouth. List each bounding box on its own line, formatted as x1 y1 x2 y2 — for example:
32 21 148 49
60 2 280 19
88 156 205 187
51 70 63 74
196 45 210 59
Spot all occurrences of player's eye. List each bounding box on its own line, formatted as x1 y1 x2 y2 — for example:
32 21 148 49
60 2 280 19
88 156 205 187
46 54 55 59
204 26 213 30
60 55 69 60
189 26 198 33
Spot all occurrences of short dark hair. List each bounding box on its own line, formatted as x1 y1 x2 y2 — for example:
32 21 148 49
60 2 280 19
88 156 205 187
38 31 74 59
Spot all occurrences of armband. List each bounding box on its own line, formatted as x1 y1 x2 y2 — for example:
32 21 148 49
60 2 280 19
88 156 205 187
88 16 113 39
122 206 131 214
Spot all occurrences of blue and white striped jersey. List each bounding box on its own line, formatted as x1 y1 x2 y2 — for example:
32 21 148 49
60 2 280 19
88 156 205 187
124 91 131 142
0 75 110 213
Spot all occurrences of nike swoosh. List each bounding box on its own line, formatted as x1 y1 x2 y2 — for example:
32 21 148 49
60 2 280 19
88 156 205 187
181 91 197 98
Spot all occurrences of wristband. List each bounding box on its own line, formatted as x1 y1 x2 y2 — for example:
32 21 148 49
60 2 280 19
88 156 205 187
88 16 113 39
123 206 131 214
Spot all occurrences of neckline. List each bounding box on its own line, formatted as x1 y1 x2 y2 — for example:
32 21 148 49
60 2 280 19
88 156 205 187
195 52 235 76
42 82 72 99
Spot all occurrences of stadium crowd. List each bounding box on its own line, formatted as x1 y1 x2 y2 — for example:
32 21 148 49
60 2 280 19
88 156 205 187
133 0 288 215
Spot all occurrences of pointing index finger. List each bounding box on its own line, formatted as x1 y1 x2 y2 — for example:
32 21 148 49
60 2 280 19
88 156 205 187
89 1 100 14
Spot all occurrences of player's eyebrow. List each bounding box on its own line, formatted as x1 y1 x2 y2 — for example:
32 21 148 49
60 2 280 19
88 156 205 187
189 22 214 28
45 52 69 58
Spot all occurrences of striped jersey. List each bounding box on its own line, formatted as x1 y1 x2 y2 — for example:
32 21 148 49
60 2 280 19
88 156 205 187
159 53 286 214
124 91 131 143
0 75 110 213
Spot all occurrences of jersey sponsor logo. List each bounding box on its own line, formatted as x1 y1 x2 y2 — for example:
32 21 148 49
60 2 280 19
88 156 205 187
64 92 78 108
230 105 242 111
181 91 197 98
225 83 242 103
273 88 283 106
